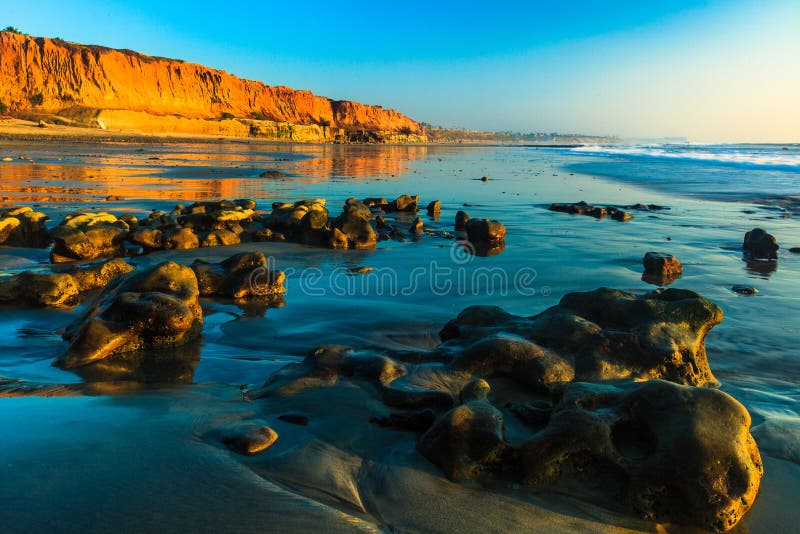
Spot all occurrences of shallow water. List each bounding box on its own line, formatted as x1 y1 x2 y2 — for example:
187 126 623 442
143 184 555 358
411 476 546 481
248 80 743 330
1 140 799 531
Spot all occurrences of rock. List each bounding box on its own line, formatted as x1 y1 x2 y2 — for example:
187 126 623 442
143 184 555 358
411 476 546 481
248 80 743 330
259 170 286 178
50 212 129 263
520 381 762 532
465 219 506 245
164 228 199 250
454 210 470 231
441 287 722 387
0 207 49 247
56 261 203 368
118 214 139 231
450 335 574 393
549 202 633 222
201 229 240 247
410 217 423 234
731 285 758 295
743 228 779 260
480 176 489 182
417 382 508 481
642 252 683 286
129 227 164 250
387 194 419 213
191 252 286 300
242 285 759 531
332 199 377 249
789 247 800 253
219 421 278 455
426 200 441 215
268 199 329 244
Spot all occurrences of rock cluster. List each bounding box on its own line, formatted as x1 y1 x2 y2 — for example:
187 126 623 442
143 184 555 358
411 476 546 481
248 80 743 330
248 287 759 531
549 201 633 222
50 211 130 263
0 258 133 307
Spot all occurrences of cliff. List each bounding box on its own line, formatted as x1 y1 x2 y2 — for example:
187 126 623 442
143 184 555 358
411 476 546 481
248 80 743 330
0 31 425 142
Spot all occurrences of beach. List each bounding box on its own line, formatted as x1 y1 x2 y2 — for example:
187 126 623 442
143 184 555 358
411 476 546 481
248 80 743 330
1 139 799 532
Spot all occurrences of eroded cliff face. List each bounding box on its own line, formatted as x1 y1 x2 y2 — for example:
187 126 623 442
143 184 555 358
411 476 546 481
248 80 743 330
0 32 425 142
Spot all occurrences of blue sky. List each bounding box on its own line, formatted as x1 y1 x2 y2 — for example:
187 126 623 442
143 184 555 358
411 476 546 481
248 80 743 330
5 0 800 141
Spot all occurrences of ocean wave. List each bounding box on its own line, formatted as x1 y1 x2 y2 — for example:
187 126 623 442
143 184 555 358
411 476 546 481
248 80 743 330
571 144 800 168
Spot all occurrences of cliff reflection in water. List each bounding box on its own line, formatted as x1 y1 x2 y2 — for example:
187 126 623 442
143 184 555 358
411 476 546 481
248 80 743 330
0 141 429 205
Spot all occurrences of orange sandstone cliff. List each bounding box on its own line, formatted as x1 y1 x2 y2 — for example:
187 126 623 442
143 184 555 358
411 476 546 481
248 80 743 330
0 31 426 142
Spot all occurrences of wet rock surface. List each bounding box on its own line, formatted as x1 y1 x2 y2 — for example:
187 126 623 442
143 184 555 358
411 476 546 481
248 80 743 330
743 228 779 260
245 287 759 531
219 421 279 455
642 252 683 286
0 258 133 307
0 206 50 247
56 261 203 368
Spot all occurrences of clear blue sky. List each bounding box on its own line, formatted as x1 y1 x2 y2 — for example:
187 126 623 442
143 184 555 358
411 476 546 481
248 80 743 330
5 0 800 141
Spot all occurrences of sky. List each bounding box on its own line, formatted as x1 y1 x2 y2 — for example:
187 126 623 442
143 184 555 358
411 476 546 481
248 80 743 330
4 0 800 142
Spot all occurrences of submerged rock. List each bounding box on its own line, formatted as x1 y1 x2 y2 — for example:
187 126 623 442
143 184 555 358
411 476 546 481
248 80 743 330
743 228 779 260
57 261 203 368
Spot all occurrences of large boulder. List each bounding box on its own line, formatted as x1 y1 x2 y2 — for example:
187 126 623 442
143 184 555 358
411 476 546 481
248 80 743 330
441 287 722 387
56 261 202 368
520 381 762 532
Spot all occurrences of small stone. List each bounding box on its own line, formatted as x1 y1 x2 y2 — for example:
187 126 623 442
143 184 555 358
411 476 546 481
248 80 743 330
732 285 758 295
789 247 800 254
410 217 424 234
480 176 489 182
643 252 683 277
426 200 441 215
220 422 278 455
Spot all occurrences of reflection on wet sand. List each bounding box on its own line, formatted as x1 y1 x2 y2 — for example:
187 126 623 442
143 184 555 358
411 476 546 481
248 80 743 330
0 142 430 205
74 343 201 384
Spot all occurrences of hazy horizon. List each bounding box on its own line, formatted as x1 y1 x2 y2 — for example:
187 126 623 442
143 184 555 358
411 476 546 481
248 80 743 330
5 0 800 143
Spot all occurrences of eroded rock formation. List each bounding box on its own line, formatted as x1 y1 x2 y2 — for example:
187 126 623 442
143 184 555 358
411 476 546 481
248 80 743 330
246 286 757 531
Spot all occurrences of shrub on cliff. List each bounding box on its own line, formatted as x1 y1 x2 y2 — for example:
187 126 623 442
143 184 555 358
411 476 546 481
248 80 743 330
3 26 22 34
0 101 8 114
220 112 235 120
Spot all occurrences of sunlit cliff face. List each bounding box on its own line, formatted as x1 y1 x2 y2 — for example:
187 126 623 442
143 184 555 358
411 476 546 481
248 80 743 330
0 32 424 136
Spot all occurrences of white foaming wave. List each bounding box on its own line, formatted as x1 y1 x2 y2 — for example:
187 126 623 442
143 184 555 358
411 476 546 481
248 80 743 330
571 145 800 168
